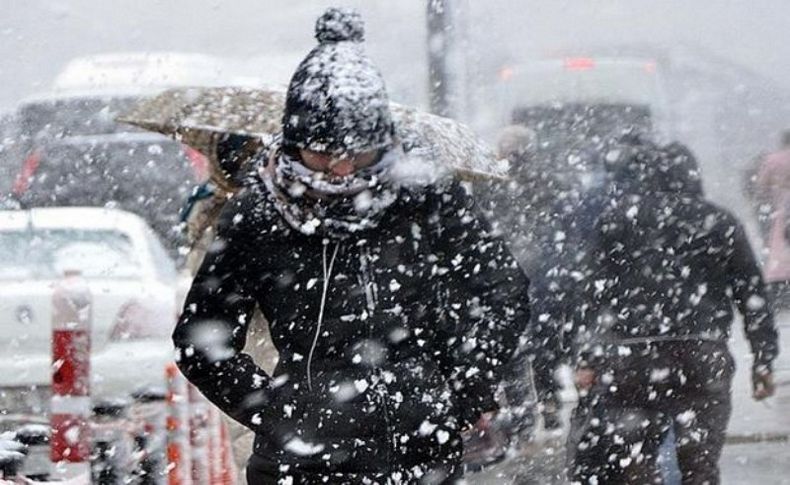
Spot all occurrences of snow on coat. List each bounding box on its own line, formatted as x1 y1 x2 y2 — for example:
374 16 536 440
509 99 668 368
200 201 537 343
172 171 530 480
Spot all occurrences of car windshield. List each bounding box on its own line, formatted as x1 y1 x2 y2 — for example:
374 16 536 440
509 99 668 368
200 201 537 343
0 228 142 280
512 103 653 143
17 97 142 139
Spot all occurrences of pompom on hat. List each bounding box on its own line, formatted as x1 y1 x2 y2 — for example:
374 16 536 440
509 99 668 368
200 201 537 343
282 7 395 156
314 7 365 43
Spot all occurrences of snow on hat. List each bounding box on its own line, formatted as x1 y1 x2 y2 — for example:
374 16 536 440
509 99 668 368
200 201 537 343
282 7 395 156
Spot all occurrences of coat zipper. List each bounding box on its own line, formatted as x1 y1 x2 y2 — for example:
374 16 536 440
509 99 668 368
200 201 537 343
360 245 397 471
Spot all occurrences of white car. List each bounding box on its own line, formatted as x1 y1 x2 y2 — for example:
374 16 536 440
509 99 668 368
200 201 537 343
0 207 178 409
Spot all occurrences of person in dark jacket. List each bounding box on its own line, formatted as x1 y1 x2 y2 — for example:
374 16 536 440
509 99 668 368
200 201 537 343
566 138 778 484
481 125 567 445
172 8 530 484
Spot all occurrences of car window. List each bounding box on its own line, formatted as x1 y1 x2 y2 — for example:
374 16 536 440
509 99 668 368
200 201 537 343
0 112 21 194
16 137 199 255
145 228 178 283
7 96 209 257
18 97 142 140
0 228 142 280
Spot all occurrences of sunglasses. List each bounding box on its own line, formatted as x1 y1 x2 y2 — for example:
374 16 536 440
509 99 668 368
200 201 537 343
297 149 383 175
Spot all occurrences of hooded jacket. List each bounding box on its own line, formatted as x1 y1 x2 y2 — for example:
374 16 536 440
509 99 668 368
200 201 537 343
572 142 778 371
172 168 530 479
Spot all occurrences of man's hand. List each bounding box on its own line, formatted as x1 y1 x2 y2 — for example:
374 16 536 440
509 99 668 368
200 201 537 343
574 367 596 392
753 370 776 400
472 411 496 433
460 410 496 435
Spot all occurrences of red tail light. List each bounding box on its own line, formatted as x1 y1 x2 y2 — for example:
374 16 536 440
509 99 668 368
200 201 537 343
183 145 209 182
12 150 41 196
110 300 171 341
565 57 596 71
498 66 515 82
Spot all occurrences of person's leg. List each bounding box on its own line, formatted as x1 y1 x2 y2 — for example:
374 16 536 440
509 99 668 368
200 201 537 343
501 353 537 440
673 343 734 485
568 349 676 484
567 393 665 484
672 394 730 485
657 426 682 484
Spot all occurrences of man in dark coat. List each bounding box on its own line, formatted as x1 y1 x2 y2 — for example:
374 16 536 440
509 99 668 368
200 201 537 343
482 125 567 444
172 8 530 484
566 139 778 484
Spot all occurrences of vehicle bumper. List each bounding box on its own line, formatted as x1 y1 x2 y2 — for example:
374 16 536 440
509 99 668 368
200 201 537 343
0 339 174 400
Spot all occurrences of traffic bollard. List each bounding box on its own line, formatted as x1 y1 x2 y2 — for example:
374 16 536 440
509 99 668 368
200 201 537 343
218 420 236 485
0 435 26 480
15 424 51 481
51 270 92 479
90 399 133 485
206 406 222 485
187 386 210 485
130 386 168 485
165 363 192 485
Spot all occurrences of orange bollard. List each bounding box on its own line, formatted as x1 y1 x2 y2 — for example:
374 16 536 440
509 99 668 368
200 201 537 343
187 386 210 485
219 420 236 485
165 363 192 485
206 406 222 485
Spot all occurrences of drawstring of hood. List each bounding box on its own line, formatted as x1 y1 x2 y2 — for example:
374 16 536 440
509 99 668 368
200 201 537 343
307 240 341 391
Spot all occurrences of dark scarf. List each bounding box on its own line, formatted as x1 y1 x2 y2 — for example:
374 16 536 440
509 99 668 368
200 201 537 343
261 143 401 237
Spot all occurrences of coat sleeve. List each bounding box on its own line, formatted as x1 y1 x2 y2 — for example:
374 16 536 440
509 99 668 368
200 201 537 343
727 220 779 372
172 188 273 430
432 180 531 426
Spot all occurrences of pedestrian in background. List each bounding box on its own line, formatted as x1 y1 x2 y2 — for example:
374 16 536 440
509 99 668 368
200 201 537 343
566 138 778 484
754 130 790 310
173 8 530 484
488 125 565 441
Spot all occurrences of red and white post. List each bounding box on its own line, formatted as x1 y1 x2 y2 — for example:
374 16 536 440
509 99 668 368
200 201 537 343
218 420 236 485
165 363 192 485
187 385 210 485
50 270 92 480
206 406 222 484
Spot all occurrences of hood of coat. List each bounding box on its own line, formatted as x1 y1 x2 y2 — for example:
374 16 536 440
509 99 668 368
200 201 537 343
608 137 703 198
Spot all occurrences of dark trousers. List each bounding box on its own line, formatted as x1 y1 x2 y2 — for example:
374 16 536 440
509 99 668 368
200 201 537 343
567 341 734 485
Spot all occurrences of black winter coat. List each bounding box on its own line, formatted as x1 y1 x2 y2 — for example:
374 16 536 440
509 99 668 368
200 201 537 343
172 176 530 480
573 187 778 371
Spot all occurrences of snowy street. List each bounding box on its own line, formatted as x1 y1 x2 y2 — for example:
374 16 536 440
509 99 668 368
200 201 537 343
472 438 790 484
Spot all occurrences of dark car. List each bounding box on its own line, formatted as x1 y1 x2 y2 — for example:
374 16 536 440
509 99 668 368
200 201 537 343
3 93 208 258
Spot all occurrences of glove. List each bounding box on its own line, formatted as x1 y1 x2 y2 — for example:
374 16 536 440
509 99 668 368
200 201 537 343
753 369 776 401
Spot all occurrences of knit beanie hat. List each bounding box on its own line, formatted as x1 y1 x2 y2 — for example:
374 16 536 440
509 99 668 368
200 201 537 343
282 7 395 156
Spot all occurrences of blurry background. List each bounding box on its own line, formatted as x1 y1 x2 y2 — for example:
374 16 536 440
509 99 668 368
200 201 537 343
3 0 790 110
